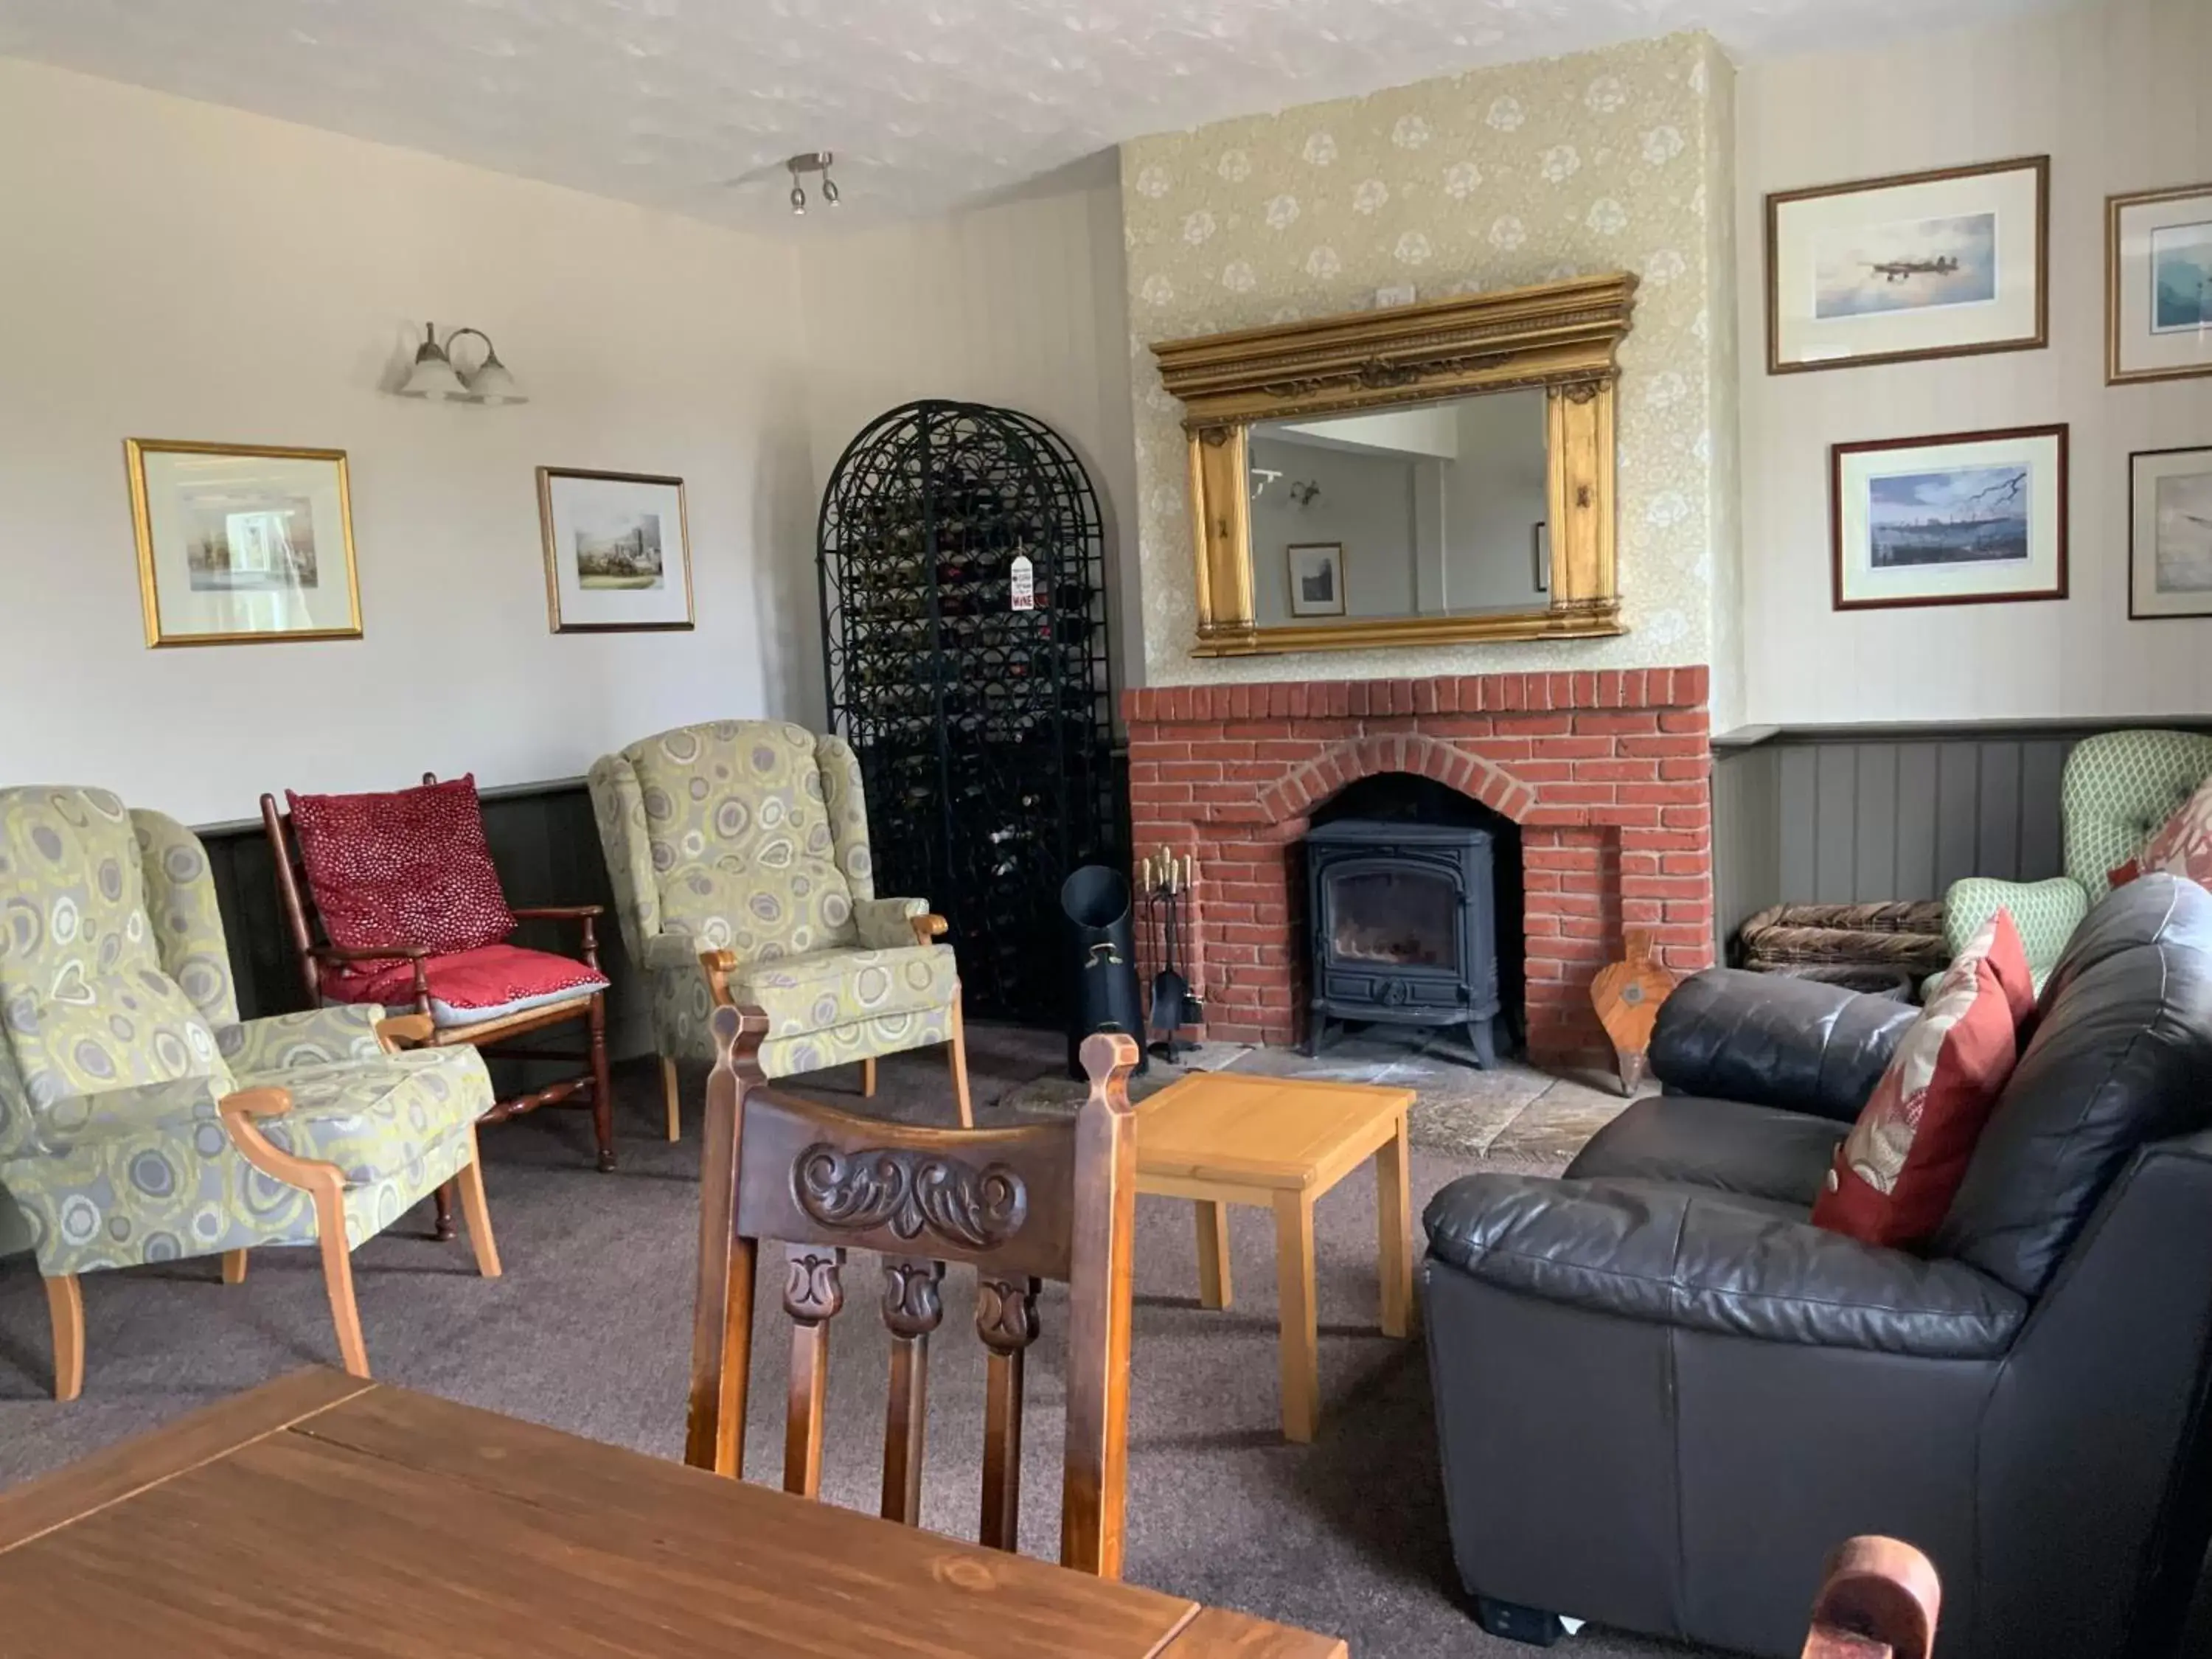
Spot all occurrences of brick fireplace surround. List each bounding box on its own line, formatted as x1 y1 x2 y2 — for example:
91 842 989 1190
1124 667 1714 1068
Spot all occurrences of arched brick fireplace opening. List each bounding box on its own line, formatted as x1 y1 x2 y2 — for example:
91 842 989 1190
1124 667 1713 1068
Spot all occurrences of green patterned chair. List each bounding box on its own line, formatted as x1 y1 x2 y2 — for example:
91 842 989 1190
588 721 970 1140
0 786 503 1399
1944 729 2212 989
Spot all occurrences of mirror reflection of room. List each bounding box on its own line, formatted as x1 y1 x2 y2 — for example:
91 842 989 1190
1246 388 1549 626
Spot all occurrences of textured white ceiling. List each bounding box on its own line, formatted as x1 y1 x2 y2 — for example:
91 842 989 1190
0 0 2057 228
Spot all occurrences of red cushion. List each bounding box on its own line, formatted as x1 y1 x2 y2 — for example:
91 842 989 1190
2130 778 2212 888
288 776 515 956
321 944 607 1028
1812 910 2029 1248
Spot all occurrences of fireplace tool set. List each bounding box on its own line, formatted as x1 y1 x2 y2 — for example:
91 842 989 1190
1138 850 1203 1060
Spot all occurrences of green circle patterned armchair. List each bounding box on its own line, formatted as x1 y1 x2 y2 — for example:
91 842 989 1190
587 722 971 1141
1944 729 2212 989
0 786 504 1399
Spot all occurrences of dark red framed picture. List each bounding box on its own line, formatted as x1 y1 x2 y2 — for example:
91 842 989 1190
1831 424 2069 612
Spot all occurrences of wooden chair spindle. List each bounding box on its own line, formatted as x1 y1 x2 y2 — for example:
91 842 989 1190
880 1256 945 1526
781 1243 844 1497
977 1273 1042 1551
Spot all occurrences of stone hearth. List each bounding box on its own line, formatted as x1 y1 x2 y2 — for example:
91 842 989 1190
1124 667 1714 1067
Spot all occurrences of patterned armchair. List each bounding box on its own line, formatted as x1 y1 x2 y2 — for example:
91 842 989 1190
588 721 970 1139
0 787 501 1399
1945 729 2212 987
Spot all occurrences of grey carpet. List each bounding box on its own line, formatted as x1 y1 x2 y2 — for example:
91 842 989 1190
0 1027 1717 1658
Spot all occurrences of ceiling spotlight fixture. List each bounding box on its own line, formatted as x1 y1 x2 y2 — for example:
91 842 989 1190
785 150 839 216
394 324 526 405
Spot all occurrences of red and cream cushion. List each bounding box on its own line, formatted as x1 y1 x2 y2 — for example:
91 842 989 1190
288 776 515 956
2110 776 2212 891
321 944 607 1029
1812 910 2030 1248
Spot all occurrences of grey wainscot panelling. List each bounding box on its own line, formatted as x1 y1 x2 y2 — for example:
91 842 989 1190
1710 718 2212 961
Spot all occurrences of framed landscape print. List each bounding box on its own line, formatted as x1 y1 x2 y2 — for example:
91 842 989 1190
537 467 693 633
2108 182 2212 384
1768 156 2048 374
1285 542 1346 617
1831 425 2068 611
2131 446 2212 620
126 439 361 647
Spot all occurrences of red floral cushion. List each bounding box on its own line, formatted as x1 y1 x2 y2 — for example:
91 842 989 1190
288 776 514 956
1812 910 2029 1248
320 944 607 1028
2115 777 2212 891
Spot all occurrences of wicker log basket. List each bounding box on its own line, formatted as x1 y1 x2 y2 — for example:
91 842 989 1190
1736 900 1950 992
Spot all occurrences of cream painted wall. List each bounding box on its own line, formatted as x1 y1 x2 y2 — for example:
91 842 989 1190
792 184 1144 700
1121 34 1742 699
0 58 816 828
1736 0 2212 726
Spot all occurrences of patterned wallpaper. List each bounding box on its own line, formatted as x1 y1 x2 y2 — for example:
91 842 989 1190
1121 32 1739 692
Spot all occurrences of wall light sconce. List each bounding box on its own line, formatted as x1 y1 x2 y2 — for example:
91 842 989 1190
786 151 840 215
395 324 527 405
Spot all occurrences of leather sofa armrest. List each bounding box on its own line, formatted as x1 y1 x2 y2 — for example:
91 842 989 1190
1423 1172 2024 1360
1649 968 1917 1122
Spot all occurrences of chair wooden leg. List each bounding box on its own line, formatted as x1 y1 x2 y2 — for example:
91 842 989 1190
861 1057 877 1099
455 1131 503 1279
44 1274 83 1403
221 1249 248 1285
949 990 974 1129
316 1204 370 1380
588 992 616 1172
219 1087 370 1380
661 1057 682 1142
431 1180 457 1242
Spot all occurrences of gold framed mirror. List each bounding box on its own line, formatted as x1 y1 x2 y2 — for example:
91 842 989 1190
1151 273 1636 655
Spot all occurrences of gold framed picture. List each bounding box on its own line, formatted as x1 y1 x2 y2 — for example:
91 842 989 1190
537 466 695 633
1767 156 2049 375
2108 181 2212 385
126 439 361 648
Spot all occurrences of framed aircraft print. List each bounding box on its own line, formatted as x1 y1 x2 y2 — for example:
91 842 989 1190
2108 182 2212 384
1832 424 2068 611
1768 156 2049 374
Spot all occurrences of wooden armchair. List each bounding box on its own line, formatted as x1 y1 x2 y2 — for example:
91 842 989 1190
686 1001 1138 1577
262 776 616 1234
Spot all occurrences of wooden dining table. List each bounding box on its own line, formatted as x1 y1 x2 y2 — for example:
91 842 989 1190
0 1368 1346 1658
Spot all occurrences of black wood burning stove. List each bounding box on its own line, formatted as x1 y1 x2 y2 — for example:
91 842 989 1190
1304 818 1503 1065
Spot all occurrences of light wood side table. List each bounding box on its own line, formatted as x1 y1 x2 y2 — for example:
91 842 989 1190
1135 1072 1418 1443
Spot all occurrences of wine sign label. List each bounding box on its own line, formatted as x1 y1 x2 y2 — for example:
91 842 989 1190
1009 554 1035 611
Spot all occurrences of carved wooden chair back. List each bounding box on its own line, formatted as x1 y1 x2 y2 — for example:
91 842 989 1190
1801 1536 1940 1659
686 1001 1138 1579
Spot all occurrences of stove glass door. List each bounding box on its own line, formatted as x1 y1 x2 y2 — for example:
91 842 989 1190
1324 865 1458 970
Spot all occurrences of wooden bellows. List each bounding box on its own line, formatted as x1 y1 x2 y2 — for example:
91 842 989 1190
686 1002 1140 1579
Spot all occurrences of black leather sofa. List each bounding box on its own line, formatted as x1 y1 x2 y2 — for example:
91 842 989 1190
1420 874 2212 1658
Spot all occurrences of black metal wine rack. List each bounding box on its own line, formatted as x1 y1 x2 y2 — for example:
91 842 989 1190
818 400 1116 1026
